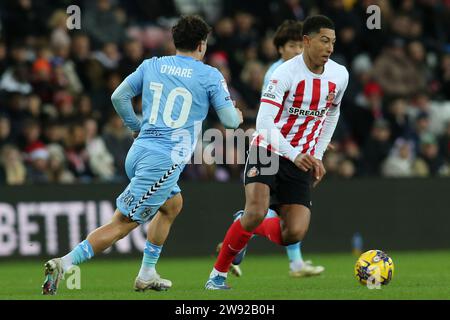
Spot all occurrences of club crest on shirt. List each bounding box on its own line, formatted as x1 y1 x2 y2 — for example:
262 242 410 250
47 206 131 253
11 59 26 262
247 166 260 178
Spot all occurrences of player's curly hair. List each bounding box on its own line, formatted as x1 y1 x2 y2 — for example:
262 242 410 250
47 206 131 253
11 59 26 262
273 20 303 50
172 15 211 51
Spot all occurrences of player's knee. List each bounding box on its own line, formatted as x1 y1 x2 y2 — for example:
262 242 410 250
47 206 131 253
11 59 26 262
245 194 268 215
241 210 266 230
285 224 308 244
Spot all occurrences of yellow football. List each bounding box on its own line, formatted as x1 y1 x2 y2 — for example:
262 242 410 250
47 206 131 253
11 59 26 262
354 250 394 286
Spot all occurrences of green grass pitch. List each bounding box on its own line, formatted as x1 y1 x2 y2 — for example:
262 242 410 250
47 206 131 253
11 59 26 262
1 250 449 300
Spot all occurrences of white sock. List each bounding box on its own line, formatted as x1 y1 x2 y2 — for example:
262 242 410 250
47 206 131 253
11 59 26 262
290 260 304 272
138 265 156 281
61 254 73 273
210 268 227 279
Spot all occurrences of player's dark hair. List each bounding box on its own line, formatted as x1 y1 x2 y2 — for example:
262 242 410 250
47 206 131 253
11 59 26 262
273 20 303 49
172 15 211 51
302 15 335 36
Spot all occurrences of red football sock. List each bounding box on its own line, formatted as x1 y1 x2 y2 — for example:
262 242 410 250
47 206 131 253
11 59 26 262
253 217 284 245
214 219 253 273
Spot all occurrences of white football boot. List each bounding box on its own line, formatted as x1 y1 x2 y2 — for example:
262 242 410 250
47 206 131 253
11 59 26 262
289 260 325 278
134 273 172 292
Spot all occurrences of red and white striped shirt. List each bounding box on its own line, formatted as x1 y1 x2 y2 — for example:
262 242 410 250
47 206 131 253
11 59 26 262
254 53 349 161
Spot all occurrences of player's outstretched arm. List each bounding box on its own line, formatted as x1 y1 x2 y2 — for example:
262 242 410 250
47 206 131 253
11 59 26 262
111 80 142 133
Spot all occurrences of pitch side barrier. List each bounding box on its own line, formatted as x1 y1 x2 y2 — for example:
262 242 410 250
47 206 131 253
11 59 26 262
0 178 449 259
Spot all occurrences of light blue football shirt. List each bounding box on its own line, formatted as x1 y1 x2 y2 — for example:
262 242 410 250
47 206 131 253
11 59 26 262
124 55 233 162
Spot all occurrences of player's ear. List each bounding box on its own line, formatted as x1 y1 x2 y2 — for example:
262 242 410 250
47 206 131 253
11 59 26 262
303 35 311 48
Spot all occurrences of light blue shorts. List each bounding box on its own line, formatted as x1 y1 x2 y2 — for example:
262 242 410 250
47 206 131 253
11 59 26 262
116 144 182 224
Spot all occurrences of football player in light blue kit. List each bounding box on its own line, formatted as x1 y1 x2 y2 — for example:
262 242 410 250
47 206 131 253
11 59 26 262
226 20 324 279
42 15 242 295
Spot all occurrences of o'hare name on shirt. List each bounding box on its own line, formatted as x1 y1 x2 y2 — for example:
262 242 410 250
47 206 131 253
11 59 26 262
160 64 193 78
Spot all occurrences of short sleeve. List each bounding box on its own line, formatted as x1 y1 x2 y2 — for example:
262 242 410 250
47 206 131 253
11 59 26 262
207 68 234 112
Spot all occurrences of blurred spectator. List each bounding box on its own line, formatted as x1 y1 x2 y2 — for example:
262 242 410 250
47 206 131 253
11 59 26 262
31 51 53 103
0 114 13 148
237 61 266 119
47 144 75 184
0 144 27 185
84 117 116 181
93 42 121 70
209 17 241 76
438 121 450 163
350 80 384 145
322 149 342 179
385 98 413 142
83 0 127 48
64 123 94 182
118 39 144 78
381 138 415 177
102 113 133 179
119 0 178 24
70 33 103 92
407 40 435 86
0 41 7 76
0 64 32 94
52 46 84 95
54 90 77 125
18 118 45 157
42 120 67 146
372 37 425 99
341 139 364 176
438 53 450 100
1 0 45 44
26 147 50 184
25 94 42 120
337 159 356 179
410 111 432 154
48 10 71 49
363 119 392 175
412 133 449 177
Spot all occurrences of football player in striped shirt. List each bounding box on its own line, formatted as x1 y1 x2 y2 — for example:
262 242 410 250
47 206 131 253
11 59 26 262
206 15 348 290
222 19 325 279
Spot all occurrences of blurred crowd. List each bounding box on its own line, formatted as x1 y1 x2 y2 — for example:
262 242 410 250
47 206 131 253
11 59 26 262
1 0 450 185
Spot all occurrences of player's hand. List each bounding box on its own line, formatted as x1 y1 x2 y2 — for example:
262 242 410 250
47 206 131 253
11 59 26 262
312 160 326 188
294 153 319 172
132 131 140 139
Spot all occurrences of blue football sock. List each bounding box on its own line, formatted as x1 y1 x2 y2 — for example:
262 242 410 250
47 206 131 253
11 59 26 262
286 242 303 263
62 239 94 270
142 240 163 269
138 240 163 280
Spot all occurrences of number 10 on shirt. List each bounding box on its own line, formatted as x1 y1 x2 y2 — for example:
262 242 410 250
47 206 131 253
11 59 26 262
149 82 193 129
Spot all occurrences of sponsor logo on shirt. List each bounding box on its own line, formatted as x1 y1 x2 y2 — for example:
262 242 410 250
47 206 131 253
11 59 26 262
288 107 327 117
